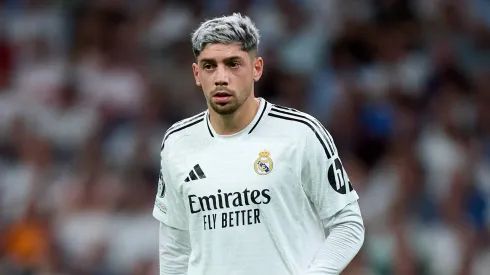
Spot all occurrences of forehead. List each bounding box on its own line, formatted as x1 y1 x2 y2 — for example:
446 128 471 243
198 43 249 61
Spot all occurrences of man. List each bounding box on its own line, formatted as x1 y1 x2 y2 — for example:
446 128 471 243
153 13 364 275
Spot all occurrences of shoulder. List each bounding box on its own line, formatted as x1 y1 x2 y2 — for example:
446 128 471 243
160 111 207 151
267 104 329 138
267 104 337 158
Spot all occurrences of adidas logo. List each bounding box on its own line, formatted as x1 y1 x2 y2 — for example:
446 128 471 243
184 164 206 182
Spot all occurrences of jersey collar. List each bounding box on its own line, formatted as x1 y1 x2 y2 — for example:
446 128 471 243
206 97 268 139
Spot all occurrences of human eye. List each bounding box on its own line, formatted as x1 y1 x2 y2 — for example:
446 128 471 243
202 63 216 70
230 61 240 68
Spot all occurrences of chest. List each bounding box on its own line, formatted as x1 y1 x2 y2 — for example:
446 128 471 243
169 137 303 199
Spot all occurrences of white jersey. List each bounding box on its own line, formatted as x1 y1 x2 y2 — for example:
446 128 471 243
153 98 359 275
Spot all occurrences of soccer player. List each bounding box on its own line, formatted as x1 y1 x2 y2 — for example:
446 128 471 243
153 13 365 275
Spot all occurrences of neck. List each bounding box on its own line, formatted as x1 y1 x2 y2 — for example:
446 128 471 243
209 97 260 135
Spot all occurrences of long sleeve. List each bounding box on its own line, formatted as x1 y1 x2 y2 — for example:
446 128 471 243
299 115 364 274
304 201 365 275
159 222 191 275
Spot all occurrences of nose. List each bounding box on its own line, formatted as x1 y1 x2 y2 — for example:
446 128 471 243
214 66 229 86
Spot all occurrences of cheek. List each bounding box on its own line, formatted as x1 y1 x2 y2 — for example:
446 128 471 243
198 74 212 87
239 72 254 89
200 80 215 97
233 70 252 84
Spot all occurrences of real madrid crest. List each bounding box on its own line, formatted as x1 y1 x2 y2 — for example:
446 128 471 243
254 150 273 175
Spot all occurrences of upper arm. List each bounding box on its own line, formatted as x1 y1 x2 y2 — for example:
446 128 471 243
153 144 189 230
322 201 364 232
300 119 359 220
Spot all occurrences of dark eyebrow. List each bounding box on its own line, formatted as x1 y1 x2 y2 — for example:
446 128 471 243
199 56 243 65
223 56 243 63
199 58 216 64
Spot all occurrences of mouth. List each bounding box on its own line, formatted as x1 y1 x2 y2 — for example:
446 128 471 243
212 91 232 104
213 91 231 97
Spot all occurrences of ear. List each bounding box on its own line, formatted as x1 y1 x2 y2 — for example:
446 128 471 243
192 63 201 86
253 57 264 82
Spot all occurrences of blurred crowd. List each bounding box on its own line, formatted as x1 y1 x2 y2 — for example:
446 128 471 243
0 0 490 274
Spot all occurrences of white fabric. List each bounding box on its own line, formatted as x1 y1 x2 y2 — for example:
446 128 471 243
159 223 191 275
304 202 364 274
153 98 361 275
159 202 364 275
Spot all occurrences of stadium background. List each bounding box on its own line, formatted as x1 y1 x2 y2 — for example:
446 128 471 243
1 0 490 274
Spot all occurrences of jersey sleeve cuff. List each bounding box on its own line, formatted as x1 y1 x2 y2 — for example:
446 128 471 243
317 191 360 221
